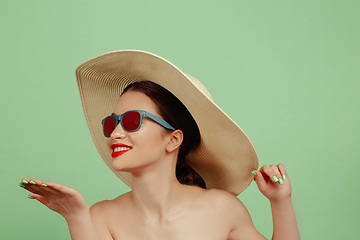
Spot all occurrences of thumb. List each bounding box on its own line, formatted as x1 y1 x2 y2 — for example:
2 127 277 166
252 170 267 192
28 193 50 208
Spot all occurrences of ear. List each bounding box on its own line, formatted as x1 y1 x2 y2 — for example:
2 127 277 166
165 130 183 153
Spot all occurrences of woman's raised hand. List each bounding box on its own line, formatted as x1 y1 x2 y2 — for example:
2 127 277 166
251 164 292 202
19 178 89 219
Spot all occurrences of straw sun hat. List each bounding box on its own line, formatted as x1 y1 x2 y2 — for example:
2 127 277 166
76 50 258 195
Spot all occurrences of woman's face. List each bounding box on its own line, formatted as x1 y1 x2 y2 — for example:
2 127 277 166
107 90 171 173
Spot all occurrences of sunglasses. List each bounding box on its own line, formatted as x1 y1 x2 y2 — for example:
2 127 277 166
101 110 175 137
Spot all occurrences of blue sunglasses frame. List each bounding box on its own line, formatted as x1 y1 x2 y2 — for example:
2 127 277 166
101 110 175 137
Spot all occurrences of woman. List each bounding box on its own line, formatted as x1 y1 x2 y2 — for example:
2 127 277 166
19 50 300 239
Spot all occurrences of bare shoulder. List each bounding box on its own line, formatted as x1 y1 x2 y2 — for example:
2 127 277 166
90 192 131 219
90 199 114 217
184 187 250 221
90 192 133 239
204 189 251 224
198 188 247 212
199 188 265 240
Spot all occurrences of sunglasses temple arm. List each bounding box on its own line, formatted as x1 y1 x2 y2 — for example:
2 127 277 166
145 112 175 130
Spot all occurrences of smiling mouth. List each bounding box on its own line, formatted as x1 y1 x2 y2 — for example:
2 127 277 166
114 146 131 152
111 145 132 158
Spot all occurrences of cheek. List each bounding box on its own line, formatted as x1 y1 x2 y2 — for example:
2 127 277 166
106 138 112 150
134 128 167 150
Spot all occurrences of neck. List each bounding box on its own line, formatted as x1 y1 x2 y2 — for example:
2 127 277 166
129 154 185 221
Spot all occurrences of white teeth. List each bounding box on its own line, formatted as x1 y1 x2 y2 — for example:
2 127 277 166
113 147 131 152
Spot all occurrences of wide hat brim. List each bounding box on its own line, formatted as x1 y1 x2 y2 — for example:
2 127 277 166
76 50 258 195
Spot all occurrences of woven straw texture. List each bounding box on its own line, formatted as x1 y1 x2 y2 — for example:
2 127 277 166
76 50 258 195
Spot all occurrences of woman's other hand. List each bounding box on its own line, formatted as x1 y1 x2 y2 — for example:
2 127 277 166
251 164 292 202
19 178 89 219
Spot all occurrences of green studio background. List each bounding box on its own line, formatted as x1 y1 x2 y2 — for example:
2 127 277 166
1 0 359 239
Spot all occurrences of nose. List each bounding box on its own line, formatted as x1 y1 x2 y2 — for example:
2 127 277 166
109 123 127 139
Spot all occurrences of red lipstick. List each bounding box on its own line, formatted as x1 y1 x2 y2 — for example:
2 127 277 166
111 143 132 158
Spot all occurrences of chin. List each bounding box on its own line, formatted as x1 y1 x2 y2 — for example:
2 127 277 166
112 161 129 172
112 161 139 173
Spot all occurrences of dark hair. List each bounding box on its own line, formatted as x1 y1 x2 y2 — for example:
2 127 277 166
122 80 206 189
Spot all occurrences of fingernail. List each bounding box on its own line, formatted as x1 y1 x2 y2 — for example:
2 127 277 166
278 178 284 185
41 184 48 187
22 180 29 184
282 174 286 180
19 183 26 188
251 171 257 176
273 176 279 182
29 181 36 185
28 196 35 199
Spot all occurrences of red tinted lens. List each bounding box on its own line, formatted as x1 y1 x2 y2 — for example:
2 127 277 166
122 111 141 131
103 117 117 136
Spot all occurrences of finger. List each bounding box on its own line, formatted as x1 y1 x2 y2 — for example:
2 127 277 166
28 193 51 207
277 164 287 181
28 192 41 200
20 178 60 198
20 178 31 185
19 178 39 191
20 178 76 199
43 181 77 196
270 164 281 177
270 165 283 184
251 170 267 192
22 178 50 187
260 165 279 183
27 178 44 186
19 179 29 188
24 178 46 191
19 178 36 189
